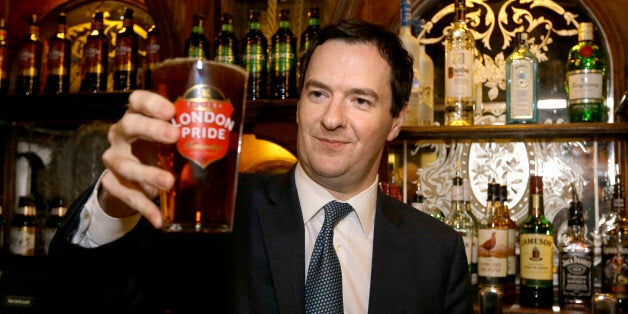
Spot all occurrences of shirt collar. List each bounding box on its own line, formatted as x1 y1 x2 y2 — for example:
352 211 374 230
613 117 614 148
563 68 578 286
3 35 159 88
295 162 378 236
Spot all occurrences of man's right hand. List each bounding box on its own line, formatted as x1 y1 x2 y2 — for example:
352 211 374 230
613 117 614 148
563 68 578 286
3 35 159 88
98 90 180 228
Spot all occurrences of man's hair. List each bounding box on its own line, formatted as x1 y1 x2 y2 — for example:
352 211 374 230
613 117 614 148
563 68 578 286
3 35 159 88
298 19 413 118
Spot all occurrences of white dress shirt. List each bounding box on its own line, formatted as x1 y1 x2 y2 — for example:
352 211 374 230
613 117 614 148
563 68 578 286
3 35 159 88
72 164 377 312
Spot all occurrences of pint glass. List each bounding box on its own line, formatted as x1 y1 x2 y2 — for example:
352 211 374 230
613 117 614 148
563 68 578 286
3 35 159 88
151 58 248 233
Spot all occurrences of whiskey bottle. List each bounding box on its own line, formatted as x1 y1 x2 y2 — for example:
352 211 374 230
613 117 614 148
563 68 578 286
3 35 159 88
214 12 239 65
478 182 509 293
114 8 139 91
184 13 210 59
443 0 475 126
300 7 320 58
519 175 554 308
399 0 421 127
0 18 9 95
9 196 38 256
498 184 518 304
45 13 72 94
463 178 479 289
269 8 297 99
16 15 43 95
447 172 478 292
506 32 538 124
566 22 606 122
241 10 268 100
559 185 593 310
81 11 109 92
41 197 67 255
143 25 160 90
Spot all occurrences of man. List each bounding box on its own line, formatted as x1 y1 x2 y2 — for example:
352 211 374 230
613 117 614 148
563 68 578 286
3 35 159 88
49 19 472 313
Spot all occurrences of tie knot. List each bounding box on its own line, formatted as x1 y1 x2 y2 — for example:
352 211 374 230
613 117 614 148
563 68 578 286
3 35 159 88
323 201 353 228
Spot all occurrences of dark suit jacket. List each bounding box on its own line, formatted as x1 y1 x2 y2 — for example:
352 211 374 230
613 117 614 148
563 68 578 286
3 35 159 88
49 167 473 314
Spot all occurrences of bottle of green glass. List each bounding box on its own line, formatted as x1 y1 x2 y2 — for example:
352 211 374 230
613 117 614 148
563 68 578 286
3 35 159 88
506 32 538 124
463 178 479 291
566 22 606 122
519 175 554 308
45 13 71 94
241 10 268 100
184 13 210 59
16 14 43 95
269 8 297 99
214 12 239 65
300 7 320 58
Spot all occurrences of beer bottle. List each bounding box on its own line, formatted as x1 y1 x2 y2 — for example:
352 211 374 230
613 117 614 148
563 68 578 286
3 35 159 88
16 14 43 95
45 13 72 94
81 11 109 92
144 25 161 89
269 8 297 99
114 8 139 91
0 18 8 95
214 12 239 65
184 13 210 59
41 196 67 255
9 196 38 256
240 10 268 100
300 7 320 58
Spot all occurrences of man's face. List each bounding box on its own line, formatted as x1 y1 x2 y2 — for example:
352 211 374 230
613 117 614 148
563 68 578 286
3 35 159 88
297 39 405 200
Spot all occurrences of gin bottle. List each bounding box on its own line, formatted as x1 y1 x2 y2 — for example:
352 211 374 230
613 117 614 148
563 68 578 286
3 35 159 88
566 22 606 122
506 32 538 124
443 0 475 126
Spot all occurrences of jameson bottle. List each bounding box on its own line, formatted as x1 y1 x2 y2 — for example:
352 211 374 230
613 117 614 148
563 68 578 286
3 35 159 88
447 173 478 292
498 184 518 304
9 196 37 256
443 0 475 126
519 175 554 308
478 182 509 294
45 13 72 94
0 18 9 95
241 10 268 100
41 197 67 255
143 25 161 90
506 32 538 124
114 8 139 91
270 8 297 99
559 185 593 310
463 178 479 289
16 15 43 95
81 11 109 92
300 7 320 58
566 22 606 122
214 13 239 65
184 13 210 59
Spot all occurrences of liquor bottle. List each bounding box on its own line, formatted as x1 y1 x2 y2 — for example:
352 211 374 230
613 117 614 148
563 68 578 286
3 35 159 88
399 0 421 127
300 7 320 58
15 14 43 95
143 25 161 90
114 8 139 91
497 184 518 304
0 18 8 95
463 178 479 290
478 182 509 294
443 0 475 126
9 196 38 256
184 13 210 59
269 8 297 99
506 32 538 124
417 42 434 126
241 10 268 100
559 184 593 310
519 175 554 308
447 172 478 293
41 197 67 255
566 22 606 122
45 13 72 94
214 12 239 65
81 11 109 92
411 181 425 212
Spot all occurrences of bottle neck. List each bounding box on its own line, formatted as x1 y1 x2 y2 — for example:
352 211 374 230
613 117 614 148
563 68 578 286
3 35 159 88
279 20 290 29
249 21 261 31
529 192 544 217
308 17 319 27
123 18 134 29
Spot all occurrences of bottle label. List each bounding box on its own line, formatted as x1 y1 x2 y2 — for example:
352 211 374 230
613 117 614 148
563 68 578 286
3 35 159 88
215 46 235 64
560 251 593 297
171 84 235 168
478 228 509 277
47 41 68 75
567 70 603 101
462 234 472 267
9 226 36 256
243 44 266 75
508 60 535 119
271 43 296 74
520 233 554 280
84 39 106 74
445 49 473 98
115 37 136 72
601 244 628 299
146 38 160 69
18 43 38 76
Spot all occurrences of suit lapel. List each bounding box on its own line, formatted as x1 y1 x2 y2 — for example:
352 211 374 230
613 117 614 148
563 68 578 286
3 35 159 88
258 169 306 312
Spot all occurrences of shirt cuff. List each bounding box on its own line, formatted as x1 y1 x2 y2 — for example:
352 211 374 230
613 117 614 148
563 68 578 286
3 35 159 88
71 170 142 248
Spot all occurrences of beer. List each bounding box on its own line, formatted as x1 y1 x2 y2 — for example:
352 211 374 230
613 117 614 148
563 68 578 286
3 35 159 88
45 13 72 94
81 11 109 92
113 8 139 91
151 58 248 233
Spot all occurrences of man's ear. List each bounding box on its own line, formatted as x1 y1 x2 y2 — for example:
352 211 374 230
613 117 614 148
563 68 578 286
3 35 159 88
387 105 407 141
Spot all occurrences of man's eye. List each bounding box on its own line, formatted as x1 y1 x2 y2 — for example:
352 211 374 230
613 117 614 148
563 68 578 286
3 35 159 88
355 97 371 107
310 90 324 98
